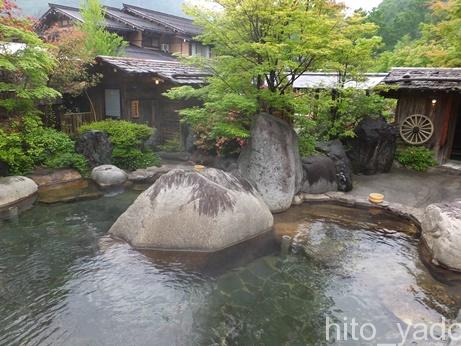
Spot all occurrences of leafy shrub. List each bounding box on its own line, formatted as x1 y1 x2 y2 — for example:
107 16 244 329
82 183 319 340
157 136 181 152
80 120 160 170
45 152 89 175
396 146 437 172
0 115 88 175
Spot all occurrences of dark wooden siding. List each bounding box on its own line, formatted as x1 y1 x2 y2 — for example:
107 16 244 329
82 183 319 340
87 67 183 144
395 90 461 163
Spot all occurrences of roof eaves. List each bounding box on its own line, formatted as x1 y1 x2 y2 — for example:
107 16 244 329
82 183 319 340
104 10 144 31
123 5 187 34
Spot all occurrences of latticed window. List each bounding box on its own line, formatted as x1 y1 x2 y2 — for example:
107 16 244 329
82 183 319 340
130 100 140 119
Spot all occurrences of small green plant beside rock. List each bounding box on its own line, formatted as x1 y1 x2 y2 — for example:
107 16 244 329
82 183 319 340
0 115 89 175
80 120 160 170
396 146 437 172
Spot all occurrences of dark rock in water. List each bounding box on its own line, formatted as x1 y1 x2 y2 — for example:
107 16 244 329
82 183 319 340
316 140 353 192
0 160 9 177
75 130 112 167
345 117 398 175
238 113 303 213
301 156 337 194
109 168 273 251
191 151 238 172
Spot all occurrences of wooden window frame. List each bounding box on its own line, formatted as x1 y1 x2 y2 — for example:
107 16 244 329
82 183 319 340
130 100 140 119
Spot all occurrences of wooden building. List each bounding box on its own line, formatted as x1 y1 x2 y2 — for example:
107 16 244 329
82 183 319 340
382 68 461 163
34 3 211 143
90 56 208 142
36 3 210 59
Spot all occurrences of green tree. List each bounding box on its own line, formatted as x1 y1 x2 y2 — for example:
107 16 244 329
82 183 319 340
0 24 60 115
422 0 461 67
166 0 381 154
367 0 432 52
372 0 461 70
78 0 127 56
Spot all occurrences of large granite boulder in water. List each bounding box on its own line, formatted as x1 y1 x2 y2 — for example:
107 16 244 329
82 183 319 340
75 130 112 167
238 113 303 213
301 156 337 194
422 201 461 271
316 140 353 192
109 168 273 251
0 176 38 219
345 117 398 175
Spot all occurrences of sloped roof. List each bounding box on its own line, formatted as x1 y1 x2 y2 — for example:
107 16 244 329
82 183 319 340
124 45 177 61
103 6 172 34
40 3 200 36
123 4 202 36
382 68 461 91
96 56 209 84
43 3 134 32
293 72 387 89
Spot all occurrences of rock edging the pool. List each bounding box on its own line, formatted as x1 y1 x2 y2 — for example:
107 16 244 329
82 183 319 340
298 192 461 273
0 176 38 219
297 191 424 226
109 167 274 252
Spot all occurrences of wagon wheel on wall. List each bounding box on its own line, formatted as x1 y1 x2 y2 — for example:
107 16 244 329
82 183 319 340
400 114 434 145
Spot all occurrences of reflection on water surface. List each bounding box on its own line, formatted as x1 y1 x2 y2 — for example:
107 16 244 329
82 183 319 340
0 195 459 345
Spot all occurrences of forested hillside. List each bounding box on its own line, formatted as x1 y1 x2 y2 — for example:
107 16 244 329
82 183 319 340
16 0 185 17
367 0 432 51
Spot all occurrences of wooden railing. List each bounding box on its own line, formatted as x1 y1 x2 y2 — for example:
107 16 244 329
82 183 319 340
60 112 94 135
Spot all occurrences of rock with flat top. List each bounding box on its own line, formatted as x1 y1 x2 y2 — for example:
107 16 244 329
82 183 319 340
109 168 273 252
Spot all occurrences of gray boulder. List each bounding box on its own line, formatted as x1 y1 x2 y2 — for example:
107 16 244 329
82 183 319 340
316 140 353 192
75 130 112 167
0 176 38 219
128 164 193 185
301 156 338 194
91 165 128 188
238 113 303 213
345 117 398 175
422 201 461 271
109 168 273 252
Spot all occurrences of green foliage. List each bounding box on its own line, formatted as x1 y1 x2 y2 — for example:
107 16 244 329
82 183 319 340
157 136 181 152
372 0 461 70
0 115 88 175
367 0 432 52
294 88 395 142
78 0 127 56
167 0 381 153
79 120 160 170
0 24 60 115
44 152 89 175
396 146 438 172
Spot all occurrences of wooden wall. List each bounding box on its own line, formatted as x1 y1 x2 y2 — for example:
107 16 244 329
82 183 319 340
87 68 183 144
395 90 461 163
169 37 190 56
